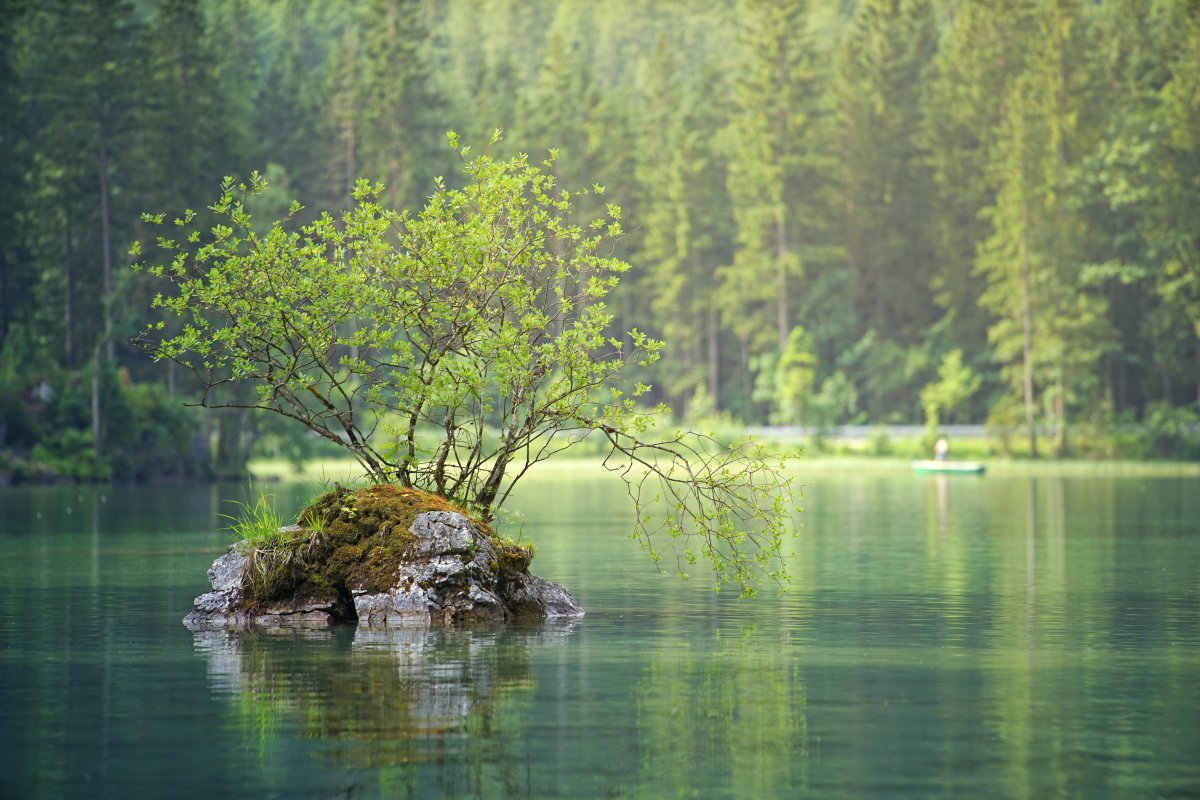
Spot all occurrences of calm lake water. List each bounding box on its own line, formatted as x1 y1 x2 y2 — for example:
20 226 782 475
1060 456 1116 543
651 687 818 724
1 460 1197 799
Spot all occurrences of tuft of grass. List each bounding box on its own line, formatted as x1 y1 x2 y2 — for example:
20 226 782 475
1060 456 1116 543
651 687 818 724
223 486 327 604
297 508 327 533
223 486 299 552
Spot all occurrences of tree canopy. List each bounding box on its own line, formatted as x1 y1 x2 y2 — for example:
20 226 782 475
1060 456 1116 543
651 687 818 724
133 134 798 596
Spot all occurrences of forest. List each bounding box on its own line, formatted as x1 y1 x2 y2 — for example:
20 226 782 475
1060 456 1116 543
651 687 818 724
1 0 1198 481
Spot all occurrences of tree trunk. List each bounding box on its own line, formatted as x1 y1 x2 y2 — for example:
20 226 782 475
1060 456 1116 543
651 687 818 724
64 214 75 369
216 408 248 478
98 115 114 364
1194 337 1200 408
706 302 720 406
775 212 790 352
0 251 6 346
739 335 752 417
1020 230 1038 458
91 343 102 449
1055 369 1066 456
343 115 356 207
1051 0 1070 460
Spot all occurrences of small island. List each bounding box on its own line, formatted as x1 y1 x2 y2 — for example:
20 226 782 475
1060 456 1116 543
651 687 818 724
140 137 796 615
186 483 582 628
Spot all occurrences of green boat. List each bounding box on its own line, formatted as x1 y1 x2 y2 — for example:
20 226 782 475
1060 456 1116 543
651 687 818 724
913 459 986 475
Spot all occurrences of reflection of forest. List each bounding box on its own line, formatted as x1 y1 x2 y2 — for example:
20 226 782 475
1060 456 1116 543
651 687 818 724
193 623 578 768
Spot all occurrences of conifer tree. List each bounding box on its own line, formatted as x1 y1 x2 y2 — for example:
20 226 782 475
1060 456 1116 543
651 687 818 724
834 0 939 397
633 36 734 416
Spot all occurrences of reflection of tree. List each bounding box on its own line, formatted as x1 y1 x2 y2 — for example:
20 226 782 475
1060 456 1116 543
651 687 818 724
192 622 578 779
633 623 808 796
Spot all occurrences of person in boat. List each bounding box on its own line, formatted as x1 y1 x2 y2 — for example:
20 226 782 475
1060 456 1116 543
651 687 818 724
934 437 949 461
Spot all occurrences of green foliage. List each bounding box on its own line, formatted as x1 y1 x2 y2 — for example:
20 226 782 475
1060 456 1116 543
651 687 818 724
3 0 1199 483
1142 403 1200 461
920 349 982 430
836 0 939 345
604 432 798 598
135 137 658 512
867 428 893 456
0 365 210 482
135 134 798 596
808 371 860 430
775 327 819 425
721 0 836 362
30 429 112 482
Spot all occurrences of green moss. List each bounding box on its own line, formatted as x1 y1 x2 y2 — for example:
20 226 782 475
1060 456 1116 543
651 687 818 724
240 483 533 611
493 537 534 575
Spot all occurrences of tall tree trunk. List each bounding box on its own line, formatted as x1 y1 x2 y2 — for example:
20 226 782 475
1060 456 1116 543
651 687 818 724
1055 369 1066 456
1051 0 1070 459
343 115 356 207
216 408 247 478
739 335 752 416
707 302 720 406
1194 338 1200 408
64 214 74 369
0 251 6 346
91 342 102 448
773 26 791 353
1020 229 1038 458
775 212 789 352
98 115 114 364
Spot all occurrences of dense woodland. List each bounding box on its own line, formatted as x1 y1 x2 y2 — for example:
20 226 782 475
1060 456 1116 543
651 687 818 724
1 0 1198 480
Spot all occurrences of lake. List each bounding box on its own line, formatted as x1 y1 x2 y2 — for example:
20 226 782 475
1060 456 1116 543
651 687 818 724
1 460 1197 799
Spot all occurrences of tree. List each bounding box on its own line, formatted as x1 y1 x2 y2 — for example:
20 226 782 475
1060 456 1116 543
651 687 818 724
133 134 797 596
325 0 447 212
923 0 1033 358
633 34 734 417
13 0 143 446
1155 6 1200 405
976 0 1111 456
833 0 940 420
920 348 982 431
721 0 837 419
760 325 818 425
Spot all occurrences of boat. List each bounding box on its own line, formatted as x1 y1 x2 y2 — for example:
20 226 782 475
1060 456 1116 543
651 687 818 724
912 460 986 475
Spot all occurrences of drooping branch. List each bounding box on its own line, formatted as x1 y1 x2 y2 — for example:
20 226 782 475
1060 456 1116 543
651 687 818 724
597 425 798 598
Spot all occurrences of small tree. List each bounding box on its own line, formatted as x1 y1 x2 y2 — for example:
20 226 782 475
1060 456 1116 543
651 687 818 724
920 348 982 432
132 133 797 596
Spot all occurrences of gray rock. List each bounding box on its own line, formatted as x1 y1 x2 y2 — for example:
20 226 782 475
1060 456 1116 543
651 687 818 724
507 573 586 618
184 509 584 629
409 511 476 556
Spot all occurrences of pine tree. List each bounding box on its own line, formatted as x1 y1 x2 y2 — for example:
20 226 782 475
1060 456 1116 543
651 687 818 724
722 0 835 419
976 0 1109 455
923 0 1037 363
14 0 143 446
831 0 940 420
633 35 734 415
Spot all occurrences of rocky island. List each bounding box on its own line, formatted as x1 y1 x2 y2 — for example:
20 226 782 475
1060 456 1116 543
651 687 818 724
184 484 583 629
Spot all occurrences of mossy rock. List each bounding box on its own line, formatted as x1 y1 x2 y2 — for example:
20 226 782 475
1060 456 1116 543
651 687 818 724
185 482 581 628
240 484 534 610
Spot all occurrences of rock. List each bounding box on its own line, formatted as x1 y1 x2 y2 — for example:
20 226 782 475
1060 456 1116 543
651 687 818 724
184 487 583 630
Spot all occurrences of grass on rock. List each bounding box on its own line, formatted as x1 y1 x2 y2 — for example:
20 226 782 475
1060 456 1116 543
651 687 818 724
234 483 534 610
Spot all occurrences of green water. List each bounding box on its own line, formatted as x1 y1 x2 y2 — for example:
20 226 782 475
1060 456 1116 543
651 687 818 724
1 461 1197 799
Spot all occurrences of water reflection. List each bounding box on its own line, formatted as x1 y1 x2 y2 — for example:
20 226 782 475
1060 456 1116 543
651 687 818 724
633 621 809 796
193 622 579 769
2 469 1198 799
